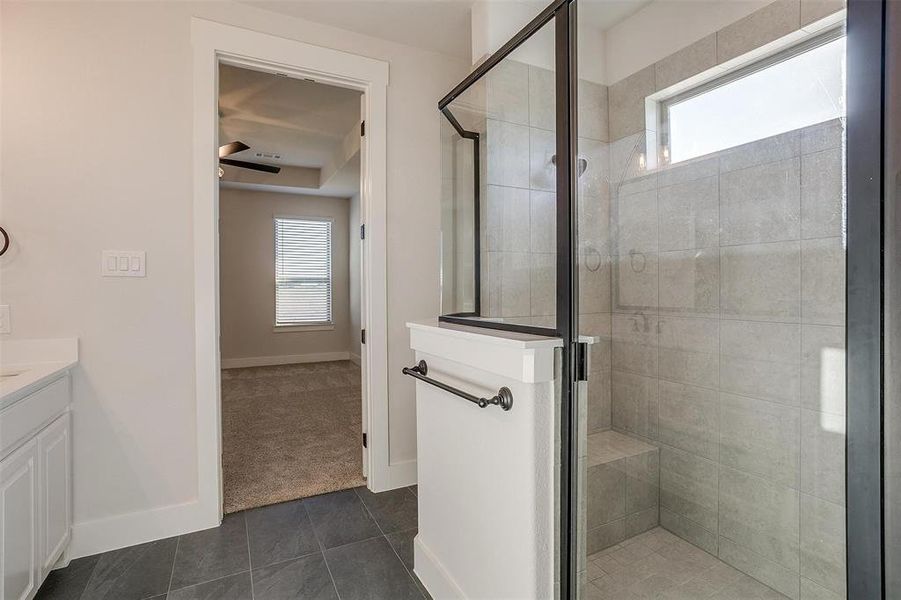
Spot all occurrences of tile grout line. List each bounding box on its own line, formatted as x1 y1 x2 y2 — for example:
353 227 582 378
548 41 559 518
354 487 425 599
165 536 181 597
303 500 343 600
243 515 255 600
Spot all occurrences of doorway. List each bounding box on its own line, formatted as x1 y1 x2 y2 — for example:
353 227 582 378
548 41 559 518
191 19 391 527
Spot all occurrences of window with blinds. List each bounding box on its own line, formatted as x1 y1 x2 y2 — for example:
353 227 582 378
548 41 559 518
274 217 332 326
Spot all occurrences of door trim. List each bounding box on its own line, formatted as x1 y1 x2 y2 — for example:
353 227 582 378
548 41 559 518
191 18 391 527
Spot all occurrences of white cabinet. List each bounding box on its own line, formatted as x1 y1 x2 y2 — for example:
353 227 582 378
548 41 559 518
1 440 38 600
38 414 71 579
0 374 72 600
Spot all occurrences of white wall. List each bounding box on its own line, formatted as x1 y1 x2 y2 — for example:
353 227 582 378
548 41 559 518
0 0 467 551
348 193 362 362
219 189 350 364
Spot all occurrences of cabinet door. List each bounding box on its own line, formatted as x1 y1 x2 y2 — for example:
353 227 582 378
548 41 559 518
37 413 70 578
1 440 38 600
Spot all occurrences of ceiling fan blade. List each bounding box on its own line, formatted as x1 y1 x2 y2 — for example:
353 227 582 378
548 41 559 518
220 158 281 174
218 140 250 158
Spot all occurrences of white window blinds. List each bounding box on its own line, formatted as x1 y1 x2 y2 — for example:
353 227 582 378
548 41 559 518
275 217 332 325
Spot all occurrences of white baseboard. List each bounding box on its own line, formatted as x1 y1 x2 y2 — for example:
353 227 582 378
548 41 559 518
221 351 351 369
349 352 361 366
68 499 218 560
414 535 466 599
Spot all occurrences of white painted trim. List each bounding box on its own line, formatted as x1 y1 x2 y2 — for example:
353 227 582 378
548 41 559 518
192 18 392 530
349 352 361 366
414 535 467 599
221 352 351 369
69 499 210 560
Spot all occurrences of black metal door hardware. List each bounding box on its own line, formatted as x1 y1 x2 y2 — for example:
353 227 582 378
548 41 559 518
402 360 513 411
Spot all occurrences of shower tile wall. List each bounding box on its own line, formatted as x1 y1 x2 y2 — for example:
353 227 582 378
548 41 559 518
589 3 847 598
481 60 612 346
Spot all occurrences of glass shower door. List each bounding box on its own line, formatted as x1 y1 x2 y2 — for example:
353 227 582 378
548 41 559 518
574 2 848 599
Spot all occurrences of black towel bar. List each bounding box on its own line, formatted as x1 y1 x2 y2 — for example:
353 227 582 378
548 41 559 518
402 360 513 411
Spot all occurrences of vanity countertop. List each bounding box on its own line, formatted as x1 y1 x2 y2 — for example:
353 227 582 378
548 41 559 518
0 338 78 411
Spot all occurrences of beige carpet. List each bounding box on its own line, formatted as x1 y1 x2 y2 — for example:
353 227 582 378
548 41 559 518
221 360 365 514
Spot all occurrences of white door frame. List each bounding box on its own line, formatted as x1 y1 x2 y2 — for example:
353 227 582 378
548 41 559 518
191 18 391 526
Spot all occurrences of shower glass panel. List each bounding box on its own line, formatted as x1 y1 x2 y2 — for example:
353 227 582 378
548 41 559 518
439 16 558 335
576 3 848 599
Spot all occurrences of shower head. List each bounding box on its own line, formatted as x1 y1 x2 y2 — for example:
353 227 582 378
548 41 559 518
551 154 589 177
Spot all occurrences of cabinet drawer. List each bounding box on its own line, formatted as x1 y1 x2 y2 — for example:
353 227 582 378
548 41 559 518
0 376 70 459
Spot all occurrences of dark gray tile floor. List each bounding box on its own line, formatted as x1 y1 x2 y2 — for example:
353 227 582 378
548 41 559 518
36 486 424 600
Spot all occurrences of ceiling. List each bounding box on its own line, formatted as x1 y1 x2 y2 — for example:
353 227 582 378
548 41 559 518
239 0 654 60
219 64 362 197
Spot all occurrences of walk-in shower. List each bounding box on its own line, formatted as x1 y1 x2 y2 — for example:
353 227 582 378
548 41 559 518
438 0 891 598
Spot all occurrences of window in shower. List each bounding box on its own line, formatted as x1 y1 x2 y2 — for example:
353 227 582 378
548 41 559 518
660 28 845 164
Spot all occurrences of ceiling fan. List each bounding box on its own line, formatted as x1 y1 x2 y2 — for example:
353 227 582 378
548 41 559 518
218 141 281 175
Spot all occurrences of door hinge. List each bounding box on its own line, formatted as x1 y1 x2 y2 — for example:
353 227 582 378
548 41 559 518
360 120 365 137
360 223 365 240
575 342 588 382
361 329 366 344
362 433 368 448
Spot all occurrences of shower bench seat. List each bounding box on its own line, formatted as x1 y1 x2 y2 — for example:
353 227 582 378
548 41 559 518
586 430 660 554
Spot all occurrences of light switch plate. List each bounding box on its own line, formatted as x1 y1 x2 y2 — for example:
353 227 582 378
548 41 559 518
0 305 9 334
102 251 146 277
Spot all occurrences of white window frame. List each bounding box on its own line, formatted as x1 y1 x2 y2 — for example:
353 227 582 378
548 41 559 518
658 26 845 165
273 215 334 329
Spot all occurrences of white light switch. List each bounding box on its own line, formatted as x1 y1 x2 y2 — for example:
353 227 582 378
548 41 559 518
102 251 145 277
0 305 9 334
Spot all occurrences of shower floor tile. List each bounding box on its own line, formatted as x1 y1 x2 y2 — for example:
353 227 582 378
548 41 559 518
585 528 791 599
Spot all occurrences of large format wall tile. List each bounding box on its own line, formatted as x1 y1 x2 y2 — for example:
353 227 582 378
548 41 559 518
658 175 719 251
579 80 609 142
720 393 801 487
659 444 718 534
612 370 659 439
614 251 659 312
658 316 719 389
580 189 611 255
800 325 845 416
719 157 801 245
530 127 556 191
612 313 658 376
528 64 554 131
530 253 556 316
615 189 658 254
626 451 659 514
801 237 845 326
720 320 801 406
587 460 627 528
485 60 529 126
486 119 530 188
800 409 845 506
718 467 800 574
529 190 556 253
608 65 656 141
718 536 801 600
658 248 720 317
716 0 801 64
720 241 801 322
579 138 611 200
801 148 844 239
800 119 843 155
581 259 612 314
487 185 530 252
800 494 846 598
800 0 845 27
658 381 719 460
655 34 718 91
719 131 800 173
